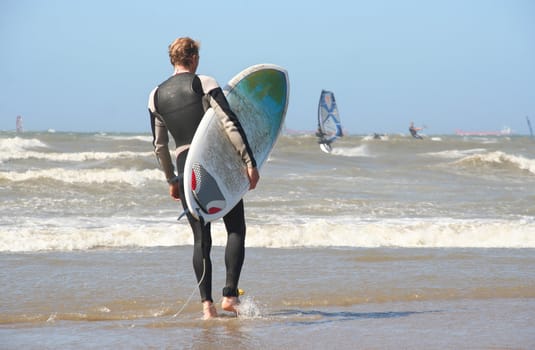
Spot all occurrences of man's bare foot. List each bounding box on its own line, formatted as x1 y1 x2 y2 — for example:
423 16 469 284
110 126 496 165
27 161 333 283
202 301 217 320
221 296 240 314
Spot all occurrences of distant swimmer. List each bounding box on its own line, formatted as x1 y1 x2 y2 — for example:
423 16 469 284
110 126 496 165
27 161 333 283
409 122 423 139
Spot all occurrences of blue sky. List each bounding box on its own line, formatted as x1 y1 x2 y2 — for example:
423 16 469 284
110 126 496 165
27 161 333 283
1 0 534 135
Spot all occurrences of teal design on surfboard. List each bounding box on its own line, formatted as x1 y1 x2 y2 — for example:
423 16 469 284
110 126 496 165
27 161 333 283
226 68 288 166
183 64 289 222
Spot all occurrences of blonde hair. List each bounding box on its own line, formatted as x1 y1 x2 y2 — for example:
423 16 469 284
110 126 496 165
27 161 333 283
168 37 200 68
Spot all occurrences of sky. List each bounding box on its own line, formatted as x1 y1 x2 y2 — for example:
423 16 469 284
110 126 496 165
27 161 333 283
1 0 534 135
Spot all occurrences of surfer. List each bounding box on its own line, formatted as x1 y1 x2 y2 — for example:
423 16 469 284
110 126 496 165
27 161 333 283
409 121 423 139
148 37 259 319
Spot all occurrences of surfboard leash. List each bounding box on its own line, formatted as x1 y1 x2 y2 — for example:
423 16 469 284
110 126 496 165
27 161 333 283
171 258 206 318
172 195 208 319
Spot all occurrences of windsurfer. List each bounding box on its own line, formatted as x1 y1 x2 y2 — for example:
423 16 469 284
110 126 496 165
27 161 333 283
316 90 342 153
316 128 332 149
315 128 325 139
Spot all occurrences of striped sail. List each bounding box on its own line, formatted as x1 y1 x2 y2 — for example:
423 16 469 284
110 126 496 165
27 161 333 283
316 90 343 145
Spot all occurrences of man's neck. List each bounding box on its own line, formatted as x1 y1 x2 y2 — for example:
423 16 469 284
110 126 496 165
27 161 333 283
174 65 193 75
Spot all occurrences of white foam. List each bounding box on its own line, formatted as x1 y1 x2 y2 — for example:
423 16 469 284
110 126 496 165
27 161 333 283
1 149 153 163
236 296 265 319
0 136 153 163
456 151 535 174
2 217 533 252
0 168 162 185
0 218 192 252
426 148 487 159
0 137 49 162
100 135 153 142
244 218 535 249
331 145 373 157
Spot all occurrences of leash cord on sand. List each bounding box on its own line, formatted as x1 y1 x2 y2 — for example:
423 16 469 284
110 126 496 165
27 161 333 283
171 258 205 318
172 209 209 319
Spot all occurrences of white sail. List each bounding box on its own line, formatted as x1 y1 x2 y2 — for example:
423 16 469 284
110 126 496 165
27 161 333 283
16 115 23 133
316 90 343 152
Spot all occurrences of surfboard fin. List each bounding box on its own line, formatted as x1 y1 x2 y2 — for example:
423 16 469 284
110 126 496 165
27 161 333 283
177 208 209 226
177 209 188 221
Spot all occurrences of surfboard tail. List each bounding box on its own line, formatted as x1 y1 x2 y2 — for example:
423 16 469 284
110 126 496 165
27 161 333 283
191 163 226 216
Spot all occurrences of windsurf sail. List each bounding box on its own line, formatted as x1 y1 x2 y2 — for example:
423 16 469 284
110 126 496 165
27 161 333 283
316 90 343 150
16 115 23 133
527 116 533 138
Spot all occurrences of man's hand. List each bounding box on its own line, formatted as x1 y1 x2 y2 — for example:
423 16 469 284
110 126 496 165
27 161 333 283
247 167 260 190
169 182 180 200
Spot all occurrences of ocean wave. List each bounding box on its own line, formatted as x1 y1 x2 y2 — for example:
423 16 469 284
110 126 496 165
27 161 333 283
0 219 188 252
0 136 153 162
98 134 153 142
0 168 162 185
330 145 373 157
247 218 535 249
0 137 49 160
454 151 535 175
1 217 533 252
426 148 487 159
1 150 154 163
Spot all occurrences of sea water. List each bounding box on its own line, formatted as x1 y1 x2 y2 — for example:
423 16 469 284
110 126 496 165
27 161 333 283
1 132 534 349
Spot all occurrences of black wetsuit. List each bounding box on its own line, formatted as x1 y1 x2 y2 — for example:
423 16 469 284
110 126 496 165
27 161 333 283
149 73 256 303
409 127 423 139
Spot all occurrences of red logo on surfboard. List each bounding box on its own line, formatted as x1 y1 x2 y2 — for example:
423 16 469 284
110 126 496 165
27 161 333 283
191 163 226 215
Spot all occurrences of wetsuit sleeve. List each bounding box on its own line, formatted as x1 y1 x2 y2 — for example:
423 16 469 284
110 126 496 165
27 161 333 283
198 75 257 168
148 88 176 182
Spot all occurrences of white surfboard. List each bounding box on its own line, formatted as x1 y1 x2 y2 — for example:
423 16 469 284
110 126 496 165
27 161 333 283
183 64 289 222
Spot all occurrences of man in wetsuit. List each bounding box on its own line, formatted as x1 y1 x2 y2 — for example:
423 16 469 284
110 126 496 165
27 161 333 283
409 121 423 139
148 37 259 319
315 128 332 152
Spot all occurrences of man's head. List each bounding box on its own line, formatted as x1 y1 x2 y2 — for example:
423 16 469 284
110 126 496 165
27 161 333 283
168 37 200 70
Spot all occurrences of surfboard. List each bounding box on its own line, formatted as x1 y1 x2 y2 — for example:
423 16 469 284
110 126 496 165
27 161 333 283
183 64 289 222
